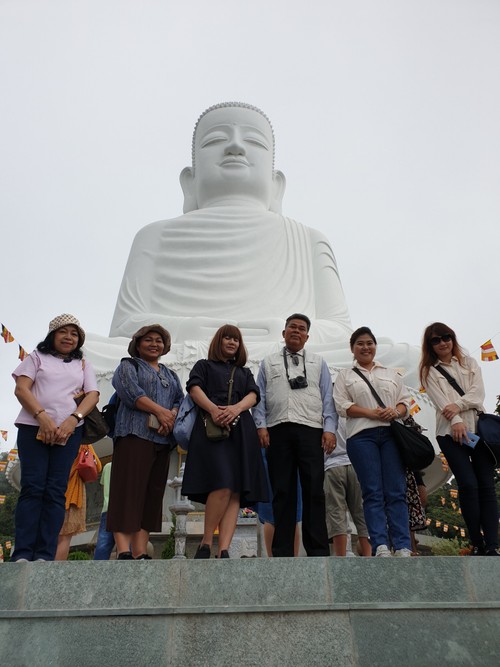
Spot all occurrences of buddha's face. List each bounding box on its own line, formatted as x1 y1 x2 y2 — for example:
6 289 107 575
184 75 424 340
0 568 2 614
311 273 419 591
190 107 276 210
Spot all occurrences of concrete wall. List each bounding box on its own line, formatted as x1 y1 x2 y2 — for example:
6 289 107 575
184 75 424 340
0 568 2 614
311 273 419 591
1 557 499 666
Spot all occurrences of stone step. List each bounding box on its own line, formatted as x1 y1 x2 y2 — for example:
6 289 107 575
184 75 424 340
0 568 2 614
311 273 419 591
1 557 499 666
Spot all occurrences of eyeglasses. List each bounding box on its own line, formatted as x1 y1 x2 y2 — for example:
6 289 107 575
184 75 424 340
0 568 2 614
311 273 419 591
430 334 452 346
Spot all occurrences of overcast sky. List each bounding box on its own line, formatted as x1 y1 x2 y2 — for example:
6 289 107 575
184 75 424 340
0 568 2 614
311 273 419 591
1 0 499 452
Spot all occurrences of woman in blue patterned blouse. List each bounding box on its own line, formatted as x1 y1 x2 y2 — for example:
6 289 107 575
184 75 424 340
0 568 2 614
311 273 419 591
106 324 183 560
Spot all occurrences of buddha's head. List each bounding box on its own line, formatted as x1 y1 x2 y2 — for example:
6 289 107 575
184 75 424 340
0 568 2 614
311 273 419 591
180 102 286 213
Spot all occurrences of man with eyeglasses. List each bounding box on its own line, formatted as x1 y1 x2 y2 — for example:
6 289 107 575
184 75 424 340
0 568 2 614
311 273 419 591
253 313 337 557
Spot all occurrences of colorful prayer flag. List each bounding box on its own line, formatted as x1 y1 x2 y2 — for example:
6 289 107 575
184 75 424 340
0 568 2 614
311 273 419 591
18 345 28 361
0 496 6 505
0 462 6 473
7 449 18 462
460 528 465 537
450 489 458 499
1 324 14 343
0 430 7 441
409 398 421 416
5 541 11 549
480 339 498 362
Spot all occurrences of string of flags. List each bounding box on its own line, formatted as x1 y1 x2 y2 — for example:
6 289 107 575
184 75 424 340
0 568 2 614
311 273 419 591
0 430 7 441
1 323 28 360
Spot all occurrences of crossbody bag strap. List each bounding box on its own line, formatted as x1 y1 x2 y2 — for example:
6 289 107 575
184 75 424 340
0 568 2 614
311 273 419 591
435 365 465 396
227 366 237 405
352 367 387 409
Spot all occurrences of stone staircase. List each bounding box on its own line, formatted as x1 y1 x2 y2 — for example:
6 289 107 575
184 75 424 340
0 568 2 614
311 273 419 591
1 557 499 666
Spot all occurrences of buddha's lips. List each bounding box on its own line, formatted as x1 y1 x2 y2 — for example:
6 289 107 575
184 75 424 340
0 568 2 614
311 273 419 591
220 157 249 167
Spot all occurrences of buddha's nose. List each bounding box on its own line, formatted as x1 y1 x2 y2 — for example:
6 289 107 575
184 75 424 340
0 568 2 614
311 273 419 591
224 129 246 155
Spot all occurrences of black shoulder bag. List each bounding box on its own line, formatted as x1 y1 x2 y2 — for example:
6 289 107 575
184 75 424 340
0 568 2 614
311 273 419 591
352 367 435 471
435 365 500 466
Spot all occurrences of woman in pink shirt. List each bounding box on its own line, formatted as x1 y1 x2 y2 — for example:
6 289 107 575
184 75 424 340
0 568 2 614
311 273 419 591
11 314 99 562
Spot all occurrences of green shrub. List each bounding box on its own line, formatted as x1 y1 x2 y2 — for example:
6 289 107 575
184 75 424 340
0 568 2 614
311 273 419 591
431 538 462 556
68 550 92 560
161 514 176 559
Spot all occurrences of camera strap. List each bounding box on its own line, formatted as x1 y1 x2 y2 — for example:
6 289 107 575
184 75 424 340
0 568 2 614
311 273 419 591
283 347 307 383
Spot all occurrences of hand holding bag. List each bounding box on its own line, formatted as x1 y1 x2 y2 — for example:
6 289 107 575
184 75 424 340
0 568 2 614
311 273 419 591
352 368 435 471
435 365 500 466
203 367 237 442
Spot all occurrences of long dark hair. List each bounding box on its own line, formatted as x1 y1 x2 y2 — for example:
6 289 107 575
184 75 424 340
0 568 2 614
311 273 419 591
208 324 247 366
419 322 465 385
36 332 84 360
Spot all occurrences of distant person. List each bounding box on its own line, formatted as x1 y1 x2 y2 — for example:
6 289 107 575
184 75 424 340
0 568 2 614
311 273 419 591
11 314 99 562
253 313 336 557
181 325 268 559
55 444 102 560
107 325 183 560
93 462 115 560
323 418 371 557
420 322 499 556
333 326 412 558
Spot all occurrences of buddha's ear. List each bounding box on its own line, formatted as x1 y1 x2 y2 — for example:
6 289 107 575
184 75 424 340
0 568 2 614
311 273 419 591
269 170 286 214
180 167 197 213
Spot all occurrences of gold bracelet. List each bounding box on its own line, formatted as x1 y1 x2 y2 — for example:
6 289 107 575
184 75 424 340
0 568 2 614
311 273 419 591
33 409 45 418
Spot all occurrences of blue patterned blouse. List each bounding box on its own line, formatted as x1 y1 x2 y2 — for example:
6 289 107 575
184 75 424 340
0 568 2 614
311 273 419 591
112 357 184 446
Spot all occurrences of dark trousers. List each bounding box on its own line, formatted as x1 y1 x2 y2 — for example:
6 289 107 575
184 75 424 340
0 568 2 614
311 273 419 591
438 435 499 550
12 424 82 561
107 436 170 534
266 423 329 557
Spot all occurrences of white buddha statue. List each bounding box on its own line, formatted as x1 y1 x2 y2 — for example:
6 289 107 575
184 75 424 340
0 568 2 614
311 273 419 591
110 102 352 347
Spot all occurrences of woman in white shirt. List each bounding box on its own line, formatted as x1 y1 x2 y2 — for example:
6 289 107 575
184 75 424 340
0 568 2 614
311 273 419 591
420 322 499 556
333 327 412 557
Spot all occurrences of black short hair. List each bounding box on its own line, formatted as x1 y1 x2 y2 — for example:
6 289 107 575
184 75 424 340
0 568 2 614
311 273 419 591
285 313 311 331
349 326 377 349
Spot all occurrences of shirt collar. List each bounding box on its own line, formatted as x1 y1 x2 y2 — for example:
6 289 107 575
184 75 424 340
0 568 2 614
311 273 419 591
433 355 458 367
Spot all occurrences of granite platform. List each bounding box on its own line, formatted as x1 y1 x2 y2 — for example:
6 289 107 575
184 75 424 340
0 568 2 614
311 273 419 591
1 557 499 666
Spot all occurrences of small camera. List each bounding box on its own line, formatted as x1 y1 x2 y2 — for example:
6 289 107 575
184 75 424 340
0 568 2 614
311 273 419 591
288 376 308 390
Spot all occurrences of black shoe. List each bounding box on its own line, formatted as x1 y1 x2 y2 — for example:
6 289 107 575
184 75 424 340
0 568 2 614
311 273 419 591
485 549 500 556
135 554 152 560
215 550 229 559
117 551 134 560
471 546 486 556
194 544 211 559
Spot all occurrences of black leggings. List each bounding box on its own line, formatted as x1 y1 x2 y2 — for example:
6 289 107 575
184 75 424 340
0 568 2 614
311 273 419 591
438 435 498 550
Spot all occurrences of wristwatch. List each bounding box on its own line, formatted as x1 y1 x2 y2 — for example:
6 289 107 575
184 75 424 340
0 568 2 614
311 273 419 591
71 412 84 421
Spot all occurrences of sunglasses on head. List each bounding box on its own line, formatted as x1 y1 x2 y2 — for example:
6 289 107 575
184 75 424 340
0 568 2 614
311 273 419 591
430 334 452 346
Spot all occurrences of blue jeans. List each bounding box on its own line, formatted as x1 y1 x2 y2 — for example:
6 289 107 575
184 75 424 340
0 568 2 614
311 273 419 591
347 426 411 554
93 511 115 560
12 425 82 561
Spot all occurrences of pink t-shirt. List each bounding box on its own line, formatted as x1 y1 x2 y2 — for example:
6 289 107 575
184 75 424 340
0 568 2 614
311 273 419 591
12 351 98 427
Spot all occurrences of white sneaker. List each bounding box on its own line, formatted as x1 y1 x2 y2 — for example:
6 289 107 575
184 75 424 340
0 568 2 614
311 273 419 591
394 548 412 558
375 544 392 558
